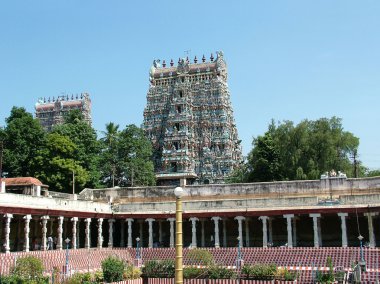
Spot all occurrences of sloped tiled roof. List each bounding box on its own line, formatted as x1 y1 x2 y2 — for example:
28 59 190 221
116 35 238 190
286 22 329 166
3 177 48 187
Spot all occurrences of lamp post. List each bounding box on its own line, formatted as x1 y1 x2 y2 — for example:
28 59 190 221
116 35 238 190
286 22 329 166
358 235 366 272
236 236 244 270
64 238 70 277
174 186 185 284
136 237 141 259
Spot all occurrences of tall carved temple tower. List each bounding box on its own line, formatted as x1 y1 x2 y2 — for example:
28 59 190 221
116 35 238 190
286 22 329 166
35 93 92 131
144 52 242 185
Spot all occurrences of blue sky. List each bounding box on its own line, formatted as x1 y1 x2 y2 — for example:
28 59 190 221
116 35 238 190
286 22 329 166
0 1 379 169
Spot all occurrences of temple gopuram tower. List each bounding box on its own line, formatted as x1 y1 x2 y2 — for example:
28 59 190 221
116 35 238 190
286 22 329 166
35 93 92 131
144 51 242 185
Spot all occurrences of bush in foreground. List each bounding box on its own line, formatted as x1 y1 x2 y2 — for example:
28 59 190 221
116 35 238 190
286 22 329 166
142 260 175 278
101 256 125 283
186 249 214 266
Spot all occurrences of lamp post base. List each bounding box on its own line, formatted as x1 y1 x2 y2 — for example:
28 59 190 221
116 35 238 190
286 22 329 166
358 260 366 272
134 258 142 268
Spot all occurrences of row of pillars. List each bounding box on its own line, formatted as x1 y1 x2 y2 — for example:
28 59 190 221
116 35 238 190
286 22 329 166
2 212 378 253
1 214 114 253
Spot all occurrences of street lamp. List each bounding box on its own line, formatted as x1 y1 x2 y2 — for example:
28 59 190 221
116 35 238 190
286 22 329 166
358 235 366 272
237 237 241 267
134 237 142 268
64 238 71 277
136 237 141 259
174 186 185 284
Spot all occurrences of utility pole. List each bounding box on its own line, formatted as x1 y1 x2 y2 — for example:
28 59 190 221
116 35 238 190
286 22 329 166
72 170 75 195
352 150 358 178
131 168 134 187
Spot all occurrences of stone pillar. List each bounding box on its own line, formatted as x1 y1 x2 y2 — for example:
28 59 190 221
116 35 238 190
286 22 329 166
283 214 294 248
211 217 221 248
268 217 273 245
126 218 133 248
56 216 64 250
158 220 163 245
77 219 80 248
145 218 155 248
245 218 250 247
310 214 321 248
292 217 297 247
167 218 175 248
189 217 199 248
200 219 205 247
234 216 245 247
71 217 78 249
317 218 322 247
364 212 378 248
108 219 115 248
3 214 13 253
222 218 227 247
120 220 125 247
23 215 32 252
337 213 348 247
259 216 269 248
97 218 103 248
84 218 91 249
40 216 49 251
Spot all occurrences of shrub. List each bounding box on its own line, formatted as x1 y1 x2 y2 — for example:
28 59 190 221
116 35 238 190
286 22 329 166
0 275 19 284
142 260 175 278
123 265 141 280
275 268 297 281
186 249 214 266
242 263 277 280
101 256 125 283
65 272 84 284
93 271 103 283
183 267 208 279
315 256 335 284
64 272 103 284
12 256 45 283
207 266 236 279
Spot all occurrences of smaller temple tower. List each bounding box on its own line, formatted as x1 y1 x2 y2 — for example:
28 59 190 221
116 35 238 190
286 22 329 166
35 93 92 131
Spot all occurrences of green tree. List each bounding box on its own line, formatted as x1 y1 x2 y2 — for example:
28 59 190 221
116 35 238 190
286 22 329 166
32 133 89 192
234 117 360 183
117 124 155 187
99 122 120 187
52 110 100 189
2 107 46 177
247 132 282 182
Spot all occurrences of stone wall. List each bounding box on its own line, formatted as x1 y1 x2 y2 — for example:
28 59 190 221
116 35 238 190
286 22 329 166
81 176 380 202
79 176 380 214
0 192 111 213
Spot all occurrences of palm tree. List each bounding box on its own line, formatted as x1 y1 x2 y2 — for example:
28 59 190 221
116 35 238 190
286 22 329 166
101 122 120 187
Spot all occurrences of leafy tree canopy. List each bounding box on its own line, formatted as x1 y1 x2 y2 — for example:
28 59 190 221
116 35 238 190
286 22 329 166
32 133 89 193
99 123 156 187
2 107 46 177
52 109 100 188
229 117 361 182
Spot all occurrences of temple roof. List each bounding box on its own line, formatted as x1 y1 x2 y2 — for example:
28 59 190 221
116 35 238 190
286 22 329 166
4 177 49 188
